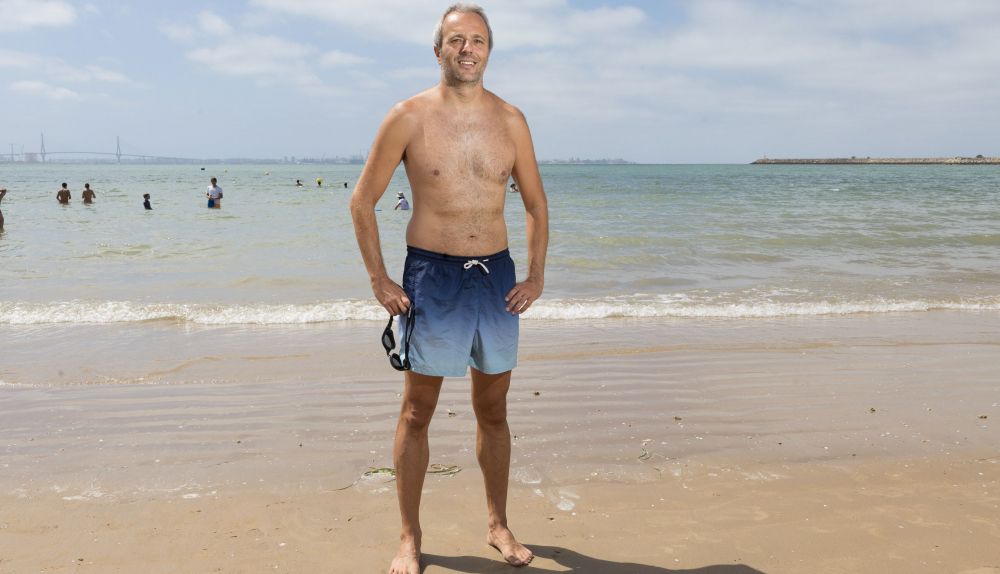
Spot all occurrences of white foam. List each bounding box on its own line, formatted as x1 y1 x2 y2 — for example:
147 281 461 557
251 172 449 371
0 300 385 325
2 296 998 325
526 297 1000 320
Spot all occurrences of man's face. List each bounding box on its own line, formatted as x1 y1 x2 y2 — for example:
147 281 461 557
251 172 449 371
435 12 490 85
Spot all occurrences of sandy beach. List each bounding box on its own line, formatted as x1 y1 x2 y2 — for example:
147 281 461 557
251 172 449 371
2 311 999 573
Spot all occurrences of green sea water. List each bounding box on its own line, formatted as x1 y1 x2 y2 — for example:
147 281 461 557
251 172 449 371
1 163 999 324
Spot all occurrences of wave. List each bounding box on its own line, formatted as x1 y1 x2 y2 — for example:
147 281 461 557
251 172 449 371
528 297 1000 319
2 296 999 326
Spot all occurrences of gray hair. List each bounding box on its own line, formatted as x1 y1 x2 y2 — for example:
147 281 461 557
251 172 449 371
433 3 493 51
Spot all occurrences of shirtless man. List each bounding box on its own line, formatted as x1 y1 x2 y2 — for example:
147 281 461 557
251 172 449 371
0 187 7 228
56 183 71 204
349 5 548 573
82 183 96 204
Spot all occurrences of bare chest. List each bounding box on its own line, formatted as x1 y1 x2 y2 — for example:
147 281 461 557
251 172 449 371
414 112 516 187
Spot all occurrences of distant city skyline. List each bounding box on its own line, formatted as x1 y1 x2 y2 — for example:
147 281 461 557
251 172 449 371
3 1 1000 164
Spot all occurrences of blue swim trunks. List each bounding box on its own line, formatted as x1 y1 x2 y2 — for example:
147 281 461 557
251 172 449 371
399 246 519 377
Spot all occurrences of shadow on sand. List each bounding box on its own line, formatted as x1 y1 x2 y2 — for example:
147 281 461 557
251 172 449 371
422 545 767 573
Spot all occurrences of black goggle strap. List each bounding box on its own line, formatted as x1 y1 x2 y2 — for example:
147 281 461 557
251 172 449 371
400 306 415 364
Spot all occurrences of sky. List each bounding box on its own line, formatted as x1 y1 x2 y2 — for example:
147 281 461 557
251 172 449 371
2 0 1000 164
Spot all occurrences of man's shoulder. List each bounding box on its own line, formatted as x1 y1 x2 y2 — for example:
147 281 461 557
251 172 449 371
485 90 527 123
390 88 438 119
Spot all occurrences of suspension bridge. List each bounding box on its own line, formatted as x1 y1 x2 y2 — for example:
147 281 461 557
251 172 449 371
4 134 201 163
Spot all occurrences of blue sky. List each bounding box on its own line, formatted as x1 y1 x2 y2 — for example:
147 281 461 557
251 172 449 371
2 0 999 163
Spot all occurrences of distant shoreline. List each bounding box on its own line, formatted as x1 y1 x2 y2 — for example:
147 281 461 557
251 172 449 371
752 156 1000 165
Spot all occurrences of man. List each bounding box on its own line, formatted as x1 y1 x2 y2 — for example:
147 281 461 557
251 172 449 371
82 183 96 204
206 177 222 208
349 4 548 573
0 187 7 228
393 191 411 211
56 183 71 204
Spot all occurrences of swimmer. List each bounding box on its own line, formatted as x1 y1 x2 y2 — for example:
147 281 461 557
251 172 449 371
56 183 71 204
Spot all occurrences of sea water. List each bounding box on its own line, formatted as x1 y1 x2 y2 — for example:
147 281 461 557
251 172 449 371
1 163 999 326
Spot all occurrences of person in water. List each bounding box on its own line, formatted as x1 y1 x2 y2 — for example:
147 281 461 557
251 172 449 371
82 183 96 204
143 193 152 210
206 177 223 208
57 183 71 204
394 191 411 211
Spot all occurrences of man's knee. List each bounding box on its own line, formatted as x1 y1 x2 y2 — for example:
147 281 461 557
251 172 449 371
400 401 437 432
473 399 508 429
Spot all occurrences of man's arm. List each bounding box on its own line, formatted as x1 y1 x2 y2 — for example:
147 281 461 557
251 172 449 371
505 107 549 315
349 103 416 316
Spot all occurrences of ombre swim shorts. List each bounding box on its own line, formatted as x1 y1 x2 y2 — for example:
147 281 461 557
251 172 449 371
398 245 519 377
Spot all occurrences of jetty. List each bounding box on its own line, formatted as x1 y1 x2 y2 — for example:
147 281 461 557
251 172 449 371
752 156 1000 165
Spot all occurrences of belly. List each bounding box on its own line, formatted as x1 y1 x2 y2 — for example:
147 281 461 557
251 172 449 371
406 208 508 256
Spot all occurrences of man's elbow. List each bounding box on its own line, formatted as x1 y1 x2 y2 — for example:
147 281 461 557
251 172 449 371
524 196 549 217
349 192 373 217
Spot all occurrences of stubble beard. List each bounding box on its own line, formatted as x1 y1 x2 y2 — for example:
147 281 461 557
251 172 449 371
440 58 486 88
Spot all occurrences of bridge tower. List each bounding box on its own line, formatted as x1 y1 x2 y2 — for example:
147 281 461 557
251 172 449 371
40 133 47 163
116 136 122 163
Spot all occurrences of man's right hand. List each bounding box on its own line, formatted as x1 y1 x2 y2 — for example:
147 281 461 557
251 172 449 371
372 276 411 316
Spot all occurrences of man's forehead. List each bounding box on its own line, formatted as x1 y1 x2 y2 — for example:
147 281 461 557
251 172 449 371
442 12 488 37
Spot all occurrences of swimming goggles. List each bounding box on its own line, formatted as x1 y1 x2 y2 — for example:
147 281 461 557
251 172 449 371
382 306 414 371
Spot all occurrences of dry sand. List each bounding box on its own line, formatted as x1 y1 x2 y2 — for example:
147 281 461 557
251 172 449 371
2 311 999 573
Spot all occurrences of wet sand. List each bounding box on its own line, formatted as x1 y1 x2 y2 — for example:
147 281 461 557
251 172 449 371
2 312 999 573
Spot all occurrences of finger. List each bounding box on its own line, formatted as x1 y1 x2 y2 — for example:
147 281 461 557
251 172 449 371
505 286 520 302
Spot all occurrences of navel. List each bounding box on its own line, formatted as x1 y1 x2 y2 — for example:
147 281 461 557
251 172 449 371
433 169 440 176
501 170 508 178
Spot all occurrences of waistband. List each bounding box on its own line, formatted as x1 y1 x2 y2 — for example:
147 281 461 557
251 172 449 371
407 245 510 263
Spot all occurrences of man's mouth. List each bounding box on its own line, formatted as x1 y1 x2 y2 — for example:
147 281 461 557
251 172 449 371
458 59 476 67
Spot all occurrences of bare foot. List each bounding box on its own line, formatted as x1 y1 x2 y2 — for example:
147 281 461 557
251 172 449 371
389 538 421 574
487 526 533 567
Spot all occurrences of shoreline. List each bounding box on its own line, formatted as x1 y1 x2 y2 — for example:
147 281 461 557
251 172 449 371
2 311 999 572
752 156 1000 165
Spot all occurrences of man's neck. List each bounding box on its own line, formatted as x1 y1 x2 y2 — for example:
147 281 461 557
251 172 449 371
438 79 485 105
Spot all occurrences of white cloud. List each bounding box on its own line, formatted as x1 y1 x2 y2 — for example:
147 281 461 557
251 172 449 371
85 65 130 84
320 50 369 68
10 80 81 101
0 0 75 31
248 0 646 49
188 35 313 79
165 10 373 99
0 49 136 86
159 22 195 43
250 0 437 45
198 10 233 36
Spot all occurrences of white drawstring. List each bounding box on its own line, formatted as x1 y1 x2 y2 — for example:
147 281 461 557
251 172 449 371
463 258 490 274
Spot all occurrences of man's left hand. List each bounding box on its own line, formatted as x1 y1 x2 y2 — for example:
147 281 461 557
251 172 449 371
505 277 543 314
